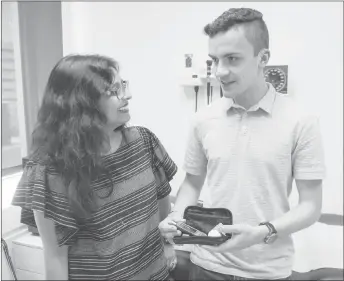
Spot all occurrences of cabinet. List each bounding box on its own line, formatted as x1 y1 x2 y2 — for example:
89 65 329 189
12 232 44 280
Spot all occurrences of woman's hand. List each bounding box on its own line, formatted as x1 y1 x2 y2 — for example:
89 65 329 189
158 212 184 244
164 244 177 272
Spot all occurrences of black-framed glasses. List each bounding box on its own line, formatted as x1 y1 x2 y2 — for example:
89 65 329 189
106 79 129 100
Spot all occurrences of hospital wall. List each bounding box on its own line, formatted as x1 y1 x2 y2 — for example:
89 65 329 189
61 2 343 215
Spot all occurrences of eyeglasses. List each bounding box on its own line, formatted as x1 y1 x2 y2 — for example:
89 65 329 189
106 79 129 100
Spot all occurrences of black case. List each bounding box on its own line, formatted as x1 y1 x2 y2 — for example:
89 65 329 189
173 206 233 246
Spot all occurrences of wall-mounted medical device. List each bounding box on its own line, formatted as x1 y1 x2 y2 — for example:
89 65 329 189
181 54 221 112
264 65 288 94
181 55 288 112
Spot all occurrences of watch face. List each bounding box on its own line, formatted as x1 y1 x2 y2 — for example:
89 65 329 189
264 65 288 94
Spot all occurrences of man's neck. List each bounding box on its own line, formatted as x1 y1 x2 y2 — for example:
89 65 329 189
234 80 269 110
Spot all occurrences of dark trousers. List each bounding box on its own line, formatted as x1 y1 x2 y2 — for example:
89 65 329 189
189 263 292 281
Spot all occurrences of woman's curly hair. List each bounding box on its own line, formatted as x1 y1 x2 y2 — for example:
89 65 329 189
30 54 121 217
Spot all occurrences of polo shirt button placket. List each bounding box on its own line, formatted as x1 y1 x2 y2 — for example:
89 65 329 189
241 112 248 136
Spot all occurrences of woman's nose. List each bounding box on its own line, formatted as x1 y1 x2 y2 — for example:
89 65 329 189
123 90 132 100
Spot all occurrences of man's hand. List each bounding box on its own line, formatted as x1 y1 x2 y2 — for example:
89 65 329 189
203 224 269 253
158 212 184 244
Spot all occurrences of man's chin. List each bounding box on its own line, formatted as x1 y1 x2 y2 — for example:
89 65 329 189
222 89 237 99
221 84 237 98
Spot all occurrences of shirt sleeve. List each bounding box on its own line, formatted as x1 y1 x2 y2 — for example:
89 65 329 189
292 115 326 180
139 127 178 200
183 117 208 176
11 161 79 246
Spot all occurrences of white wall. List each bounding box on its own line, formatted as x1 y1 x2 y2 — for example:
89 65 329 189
61 2 343 214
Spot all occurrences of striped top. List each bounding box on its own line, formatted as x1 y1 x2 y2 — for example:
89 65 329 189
12 126 178 280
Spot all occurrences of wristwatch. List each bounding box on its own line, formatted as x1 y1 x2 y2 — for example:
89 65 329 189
259 222 278 244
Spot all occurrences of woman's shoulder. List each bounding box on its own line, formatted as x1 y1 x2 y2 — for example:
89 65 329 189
122 125 156 143
123 125 152 134
24 154 57 173
21 155 65 192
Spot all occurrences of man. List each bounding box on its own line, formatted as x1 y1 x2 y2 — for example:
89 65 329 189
160 7 326 280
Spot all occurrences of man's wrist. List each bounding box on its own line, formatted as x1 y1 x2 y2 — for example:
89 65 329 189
168 209 183 219
254 225 270 242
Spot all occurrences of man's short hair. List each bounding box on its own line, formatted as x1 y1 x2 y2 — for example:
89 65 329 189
204 8 269 56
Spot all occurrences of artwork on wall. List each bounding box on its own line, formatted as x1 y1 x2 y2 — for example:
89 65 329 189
264 65 288 94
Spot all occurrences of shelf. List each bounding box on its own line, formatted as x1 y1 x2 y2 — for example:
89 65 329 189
180 76 220 87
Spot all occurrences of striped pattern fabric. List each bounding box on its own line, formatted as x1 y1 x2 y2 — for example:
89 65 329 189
12 126 177 280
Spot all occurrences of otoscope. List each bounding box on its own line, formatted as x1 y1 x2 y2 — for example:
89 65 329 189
185 54 200 112
206 60 213 105
193 75 199 112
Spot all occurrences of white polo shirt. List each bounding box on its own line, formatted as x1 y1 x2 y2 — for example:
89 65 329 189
183 83 326 279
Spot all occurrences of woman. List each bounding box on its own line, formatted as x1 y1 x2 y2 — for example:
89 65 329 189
12 54 177 280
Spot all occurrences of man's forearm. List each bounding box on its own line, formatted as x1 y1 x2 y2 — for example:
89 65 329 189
270 179 323 238
270 201 322 237
172 179 202 217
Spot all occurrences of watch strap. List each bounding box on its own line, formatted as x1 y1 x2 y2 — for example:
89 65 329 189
260 222 278 243
259 222 277 233
266 222 277 234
